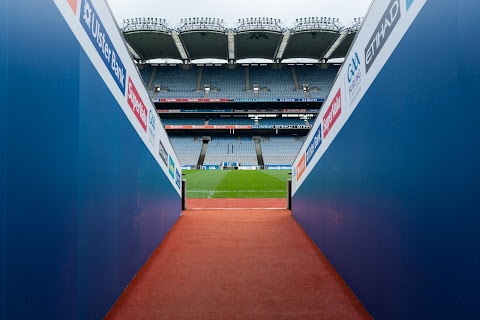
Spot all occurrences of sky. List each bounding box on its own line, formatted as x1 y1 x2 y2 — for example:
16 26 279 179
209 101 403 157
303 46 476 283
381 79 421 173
107 0 373 28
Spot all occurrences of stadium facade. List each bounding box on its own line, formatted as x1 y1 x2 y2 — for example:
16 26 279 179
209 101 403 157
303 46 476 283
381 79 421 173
122 16 361 170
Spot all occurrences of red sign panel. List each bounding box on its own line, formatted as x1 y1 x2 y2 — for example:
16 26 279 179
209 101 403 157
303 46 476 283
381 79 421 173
322 88 342 138
165 125 252 130
159 98 230 103
297 154 306 180
127 77 148 131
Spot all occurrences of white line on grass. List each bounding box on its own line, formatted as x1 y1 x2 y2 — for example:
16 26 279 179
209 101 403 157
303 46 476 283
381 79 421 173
188 190 282 193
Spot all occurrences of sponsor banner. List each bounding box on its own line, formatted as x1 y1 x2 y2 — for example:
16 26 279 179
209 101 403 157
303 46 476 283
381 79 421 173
273 125 311 129
347 52 363 106
165 125 252 130
147 109 156 146
80 0 126 94
265 166 292 170
54 0 182 194
238 166 258 170
126 77 148 131
252 125 274 129
168 155 175 178
222 162 239 167
157 109 181 113
291 0 427 195
158 98 230 103
283 109 307 112
158 98 324 103
322 88 342 138
234 99 325 103
250 125 312 129
165 124 312 130
365 0 402 73
157 109 320 114
181 166 194 170
202 165 221 170
158 140 168 166
296 154 306 180
175 169 181 188
306 125 322 166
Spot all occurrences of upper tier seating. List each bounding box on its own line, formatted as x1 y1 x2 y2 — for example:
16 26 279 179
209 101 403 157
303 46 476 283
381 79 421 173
139 65 338 100
260 136 305 165
161 118 205 126
201 66 246 92
295 65 340 99
203 137 258 166
169 136 202 166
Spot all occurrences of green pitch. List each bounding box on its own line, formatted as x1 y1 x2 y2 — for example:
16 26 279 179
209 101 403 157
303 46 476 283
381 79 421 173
182 170 291 198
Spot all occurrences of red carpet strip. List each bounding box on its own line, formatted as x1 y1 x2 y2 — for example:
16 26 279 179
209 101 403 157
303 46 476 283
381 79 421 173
187 198 287 209
106 207 371 320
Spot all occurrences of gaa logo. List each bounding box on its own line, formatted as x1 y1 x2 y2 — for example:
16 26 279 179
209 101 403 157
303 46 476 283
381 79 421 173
148 110 156 131
347 52 361 83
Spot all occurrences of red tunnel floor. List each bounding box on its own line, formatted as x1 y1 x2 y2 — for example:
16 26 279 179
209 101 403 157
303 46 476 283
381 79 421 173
106 200 371 320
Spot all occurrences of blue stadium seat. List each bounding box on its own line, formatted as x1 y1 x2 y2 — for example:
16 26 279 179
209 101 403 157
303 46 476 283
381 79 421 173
169 136 203 166
260 136 305 165
204 136 258 166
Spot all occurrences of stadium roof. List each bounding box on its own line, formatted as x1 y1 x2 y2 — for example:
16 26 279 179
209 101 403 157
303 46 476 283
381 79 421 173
122 17 362 63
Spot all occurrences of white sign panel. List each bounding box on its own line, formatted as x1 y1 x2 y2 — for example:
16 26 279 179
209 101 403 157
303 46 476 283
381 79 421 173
292 0 427 195
53 0 182 195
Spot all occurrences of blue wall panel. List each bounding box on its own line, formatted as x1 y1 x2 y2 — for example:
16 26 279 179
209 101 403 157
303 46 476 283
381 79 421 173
293 0 480 319
0 2 8 320
1 1 180 319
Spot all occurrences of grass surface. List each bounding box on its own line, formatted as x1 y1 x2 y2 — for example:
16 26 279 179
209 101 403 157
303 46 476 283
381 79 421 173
183 170 291 198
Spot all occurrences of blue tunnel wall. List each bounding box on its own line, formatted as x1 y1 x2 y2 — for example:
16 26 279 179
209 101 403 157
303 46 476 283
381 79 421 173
292 0 480 319
1 1 181 319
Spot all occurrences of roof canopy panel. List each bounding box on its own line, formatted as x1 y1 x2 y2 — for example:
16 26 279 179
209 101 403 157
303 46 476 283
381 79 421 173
181 31 228 61
124 31 181 60
121 16 361 62
283 31 339 60
236 31 282 61
329 32 357 59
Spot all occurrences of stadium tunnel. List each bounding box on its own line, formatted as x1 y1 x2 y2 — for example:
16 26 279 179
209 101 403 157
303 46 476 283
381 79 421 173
1 0 480 319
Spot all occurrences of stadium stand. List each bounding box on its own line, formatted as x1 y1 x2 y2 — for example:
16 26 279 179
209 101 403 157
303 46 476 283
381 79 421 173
260 136 305 165
249 66 295 95
295 65 339 99
140 65 338 100
201 66 246 93
153 66 199 92
139 66 154 86
169 136 203 166
204 136 258 166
